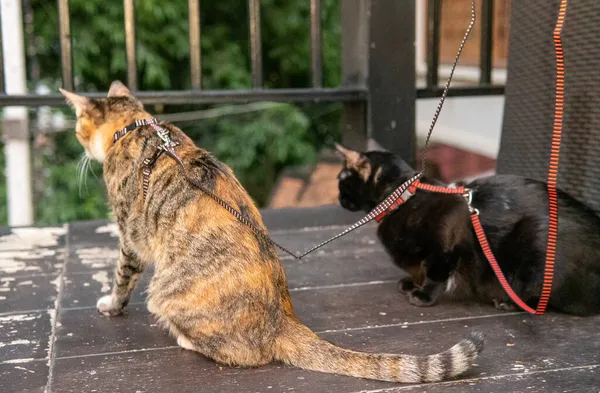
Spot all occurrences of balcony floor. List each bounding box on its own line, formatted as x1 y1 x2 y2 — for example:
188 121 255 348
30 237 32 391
1 206 599 393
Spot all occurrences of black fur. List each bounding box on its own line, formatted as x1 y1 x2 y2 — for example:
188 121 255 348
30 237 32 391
337 148 600 316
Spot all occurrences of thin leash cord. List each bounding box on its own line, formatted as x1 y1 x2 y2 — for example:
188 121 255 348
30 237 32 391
294 0 477 258
419 0 476 174
164 0 476 260
163 149 302 258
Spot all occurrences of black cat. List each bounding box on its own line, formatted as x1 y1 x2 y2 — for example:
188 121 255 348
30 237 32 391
335 144 600 316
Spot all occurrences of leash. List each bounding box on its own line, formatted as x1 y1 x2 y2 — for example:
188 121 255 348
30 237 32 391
367 0 566 315
114 118 422 259
470 0 567 315
110 0 474 260
535 0 567 314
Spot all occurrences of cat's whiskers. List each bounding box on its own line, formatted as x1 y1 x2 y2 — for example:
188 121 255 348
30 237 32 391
88 159 100 180
77 153 91 197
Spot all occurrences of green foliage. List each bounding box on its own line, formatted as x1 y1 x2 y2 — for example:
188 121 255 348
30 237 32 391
188 103 318 204
35 132 109 225
0 0 343 226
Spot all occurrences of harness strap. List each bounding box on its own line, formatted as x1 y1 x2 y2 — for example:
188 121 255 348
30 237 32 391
414 180 465 195
113 117 159 143
374 185 417 223
141 143 180 200
375 179 472 223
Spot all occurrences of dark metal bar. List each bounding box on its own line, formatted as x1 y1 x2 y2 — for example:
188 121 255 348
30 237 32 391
248 0 263 88
310 0 322 88
340 0 368 151
417 85 505 98
124 0 137 90
426 0 441 89
369 0 416 164
0 5 4 94
0 87 368 107
480 0 494 85
188 0 201 89
0 85 507 107
58 0 73 90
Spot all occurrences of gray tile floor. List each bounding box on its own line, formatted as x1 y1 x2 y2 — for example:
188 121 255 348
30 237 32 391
1 206 599 393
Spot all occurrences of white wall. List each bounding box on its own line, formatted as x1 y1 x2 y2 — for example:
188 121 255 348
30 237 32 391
416 96 505 159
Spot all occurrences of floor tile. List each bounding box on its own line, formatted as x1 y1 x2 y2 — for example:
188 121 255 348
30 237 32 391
54 305 173 358
0 312 52 362
0 359 48 393
380 365 600 393
0 275 60 314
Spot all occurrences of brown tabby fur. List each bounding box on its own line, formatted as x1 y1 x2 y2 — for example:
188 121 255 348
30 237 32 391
59 81 484 383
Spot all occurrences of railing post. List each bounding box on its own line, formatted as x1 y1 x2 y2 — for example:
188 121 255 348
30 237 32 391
367 0 416 165
188 0 202 90
479 0 494 85
58 0 73 90
1 0 33 226
124 0 137 90
340 0 368 150
248 0 263 88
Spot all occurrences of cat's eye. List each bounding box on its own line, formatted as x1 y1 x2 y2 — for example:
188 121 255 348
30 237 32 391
338 169 352 180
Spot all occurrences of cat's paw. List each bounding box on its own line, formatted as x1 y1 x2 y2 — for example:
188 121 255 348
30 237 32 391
408 289 437 307
397 277 417 294
96 295 124 317
493 298 517 311
177 336 196 351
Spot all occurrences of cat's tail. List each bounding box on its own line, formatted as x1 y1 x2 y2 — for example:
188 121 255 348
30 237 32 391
274 319 484 383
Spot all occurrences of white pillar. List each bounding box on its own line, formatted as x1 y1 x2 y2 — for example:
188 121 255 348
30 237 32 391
415 0 427 73
1 0 33 226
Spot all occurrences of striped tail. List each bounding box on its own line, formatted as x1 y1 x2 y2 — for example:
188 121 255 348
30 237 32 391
275 319 484 383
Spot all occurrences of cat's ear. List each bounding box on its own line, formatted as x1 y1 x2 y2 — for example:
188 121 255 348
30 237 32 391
59 88 91 117
335 143 365 166
107 80 132 98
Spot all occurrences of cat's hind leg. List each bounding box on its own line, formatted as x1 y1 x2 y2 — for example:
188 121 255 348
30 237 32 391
97 246 145 317
492 298 518 311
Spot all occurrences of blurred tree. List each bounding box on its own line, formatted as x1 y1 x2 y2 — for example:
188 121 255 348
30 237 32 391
0 0 343 226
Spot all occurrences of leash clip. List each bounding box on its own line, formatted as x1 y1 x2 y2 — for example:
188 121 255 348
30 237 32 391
462 188 479 215
156 128 176 149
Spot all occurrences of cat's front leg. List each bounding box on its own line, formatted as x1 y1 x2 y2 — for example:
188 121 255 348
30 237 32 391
396 261 425 294
408 278 446 307
397 276 417 293
97 247 144 317
408 250 457 307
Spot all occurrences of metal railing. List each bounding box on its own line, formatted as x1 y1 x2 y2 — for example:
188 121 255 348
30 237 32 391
419 0 504 98
0 0 503 104
0 0 366 107
0 0 505 226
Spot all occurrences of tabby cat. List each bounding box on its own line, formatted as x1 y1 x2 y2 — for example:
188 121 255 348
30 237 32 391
336 144 600 316
59 81 484 383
